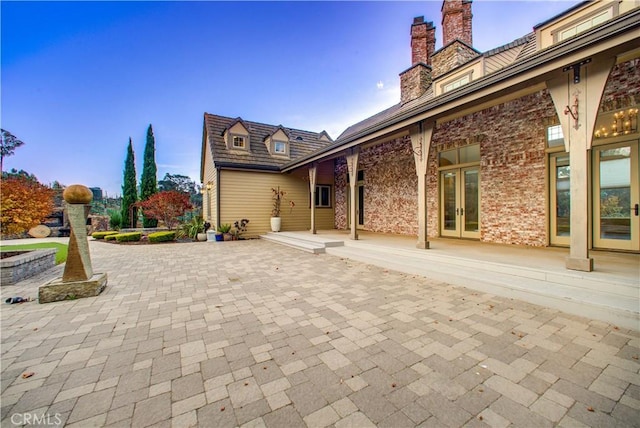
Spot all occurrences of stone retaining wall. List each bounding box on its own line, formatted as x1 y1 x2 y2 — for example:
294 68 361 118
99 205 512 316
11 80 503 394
1 249 57 285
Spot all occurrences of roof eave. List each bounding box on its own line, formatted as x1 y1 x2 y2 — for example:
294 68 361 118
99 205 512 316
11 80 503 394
282 10 640 172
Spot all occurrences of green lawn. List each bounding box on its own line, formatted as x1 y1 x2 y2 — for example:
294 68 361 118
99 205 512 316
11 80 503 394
0 242 68 264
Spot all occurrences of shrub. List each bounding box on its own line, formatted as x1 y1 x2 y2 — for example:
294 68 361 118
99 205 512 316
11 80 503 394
148 231 175 243
108 209 122 230
217 223 231 233
92 231 119 240
104 234 118 241
114 232 141 242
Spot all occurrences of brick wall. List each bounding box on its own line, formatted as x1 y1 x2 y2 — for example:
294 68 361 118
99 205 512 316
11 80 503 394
335 138 417 234
600 59 640 112
335 60 636 247
430 90 555 246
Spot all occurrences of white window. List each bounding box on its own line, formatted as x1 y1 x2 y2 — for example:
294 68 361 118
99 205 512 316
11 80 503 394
547 125 564 148
232 135 246 149
443 75 470 93
274 141 287 154
315 185 331 208
558 9 612 41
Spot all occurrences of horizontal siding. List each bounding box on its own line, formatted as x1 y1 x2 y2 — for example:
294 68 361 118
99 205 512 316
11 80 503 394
315 161 335 230
484 46 523 74
220 170 319 235
202 136 217 224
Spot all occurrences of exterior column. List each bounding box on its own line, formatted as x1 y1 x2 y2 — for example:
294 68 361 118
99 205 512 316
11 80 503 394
547 56 615 271
309 164 317 234
346 148 360 240
410 121 434 249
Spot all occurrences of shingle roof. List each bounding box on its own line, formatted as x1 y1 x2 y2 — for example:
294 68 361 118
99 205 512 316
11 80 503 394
204 113 332 170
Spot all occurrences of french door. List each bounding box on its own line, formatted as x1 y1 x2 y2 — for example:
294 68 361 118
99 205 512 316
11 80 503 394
440 167 480 239
550 154 571 246
593 140 639 251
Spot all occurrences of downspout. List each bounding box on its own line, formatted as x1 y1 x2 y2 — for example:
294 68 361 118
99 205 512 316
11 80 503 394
216 167 221 229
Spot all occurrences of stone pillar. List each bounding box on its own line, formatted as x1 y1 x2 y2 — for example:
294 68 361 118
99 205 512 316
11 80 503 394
411 122 434 249
346 148 360 240
309 164 317 234
547 56 615 272
39 184 107 303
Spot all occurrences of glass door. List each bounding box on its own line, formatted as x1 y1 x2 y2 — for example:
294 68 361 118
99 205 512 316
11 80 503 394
462 168 480 239
593 141 639 251
440 167 480 239
550 154 570 246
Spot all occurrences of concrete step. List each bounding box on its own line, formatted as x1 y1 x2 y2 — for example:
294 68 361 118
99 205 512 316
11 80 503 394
341 241 638 299
326 245 639 330
260 233 328 254
268 232 344 248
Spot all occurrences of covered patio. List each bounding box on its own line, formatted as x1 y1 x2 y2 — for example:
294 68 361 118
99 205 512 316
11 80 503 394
261 230 640 331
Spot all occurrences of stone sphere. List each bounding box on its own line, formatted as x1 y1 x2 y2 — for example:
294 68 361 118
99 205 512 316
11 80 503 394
63 184 93 204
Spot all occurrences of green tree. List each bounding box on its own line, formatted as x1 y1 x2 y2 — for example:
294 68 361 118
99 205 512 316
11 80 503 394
1 129 25 172
121 138 138 228
140 124 158 227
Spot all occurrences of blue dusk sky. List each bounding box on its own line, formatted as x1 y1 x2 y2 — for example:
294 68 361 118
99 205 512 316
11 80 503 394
2 0 581 196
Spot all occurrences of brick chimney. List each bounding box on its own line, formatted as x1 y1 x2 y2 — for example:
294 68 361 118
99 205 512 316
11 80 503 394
411 17 436 66
400 17 435 104
442 0 473 46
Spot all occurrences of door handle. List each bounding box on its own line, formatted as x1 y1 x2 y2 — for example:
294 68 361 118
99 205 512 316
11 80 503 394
456 208 459 215
635 204 639 216
460 208 464 216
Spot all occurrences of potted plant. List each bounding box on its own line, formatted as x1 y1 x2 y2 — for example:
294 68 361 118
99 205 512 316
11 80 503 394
232 219 250 240
187 217 207 241
270 187 294 232
217 223 232 241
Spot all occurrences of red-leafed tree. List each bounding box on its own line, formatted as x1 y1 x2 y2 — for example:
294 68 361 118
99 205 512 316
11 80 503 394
135 191 191 230
1 175 54 236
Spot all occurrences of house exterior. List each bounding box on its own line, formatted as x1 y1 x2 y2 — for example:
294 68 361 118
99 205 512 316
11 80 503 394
200 115 335 235
201 0 640 271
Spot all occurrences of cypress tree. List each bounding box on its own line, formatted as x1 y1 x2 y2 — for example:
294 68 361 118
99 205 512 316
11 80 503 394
140 124 158 227
121 138 138 228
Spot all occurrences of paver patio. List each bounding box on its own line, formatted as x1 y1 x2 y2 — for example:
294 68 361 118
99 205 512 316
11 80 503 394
1 239 639 427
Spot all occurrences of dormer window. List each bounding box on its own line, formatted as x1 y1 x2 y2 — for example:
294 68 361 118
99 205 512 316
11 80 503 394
232 135 246 149
223 118 250 152
274 141 287 154
556 8 612 42
264 127 290 157
442 74 470 93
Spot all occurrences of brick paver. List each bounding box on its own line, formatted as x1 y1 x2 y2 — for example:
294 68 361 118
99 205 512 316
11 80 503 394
1 239 638 427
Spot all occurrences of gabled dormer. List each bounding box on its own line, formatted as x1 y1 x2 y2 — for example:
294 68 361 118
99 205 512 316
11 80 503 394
222 118 250 152
264 126 290 158
534 0 640 50
318 131 333 143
